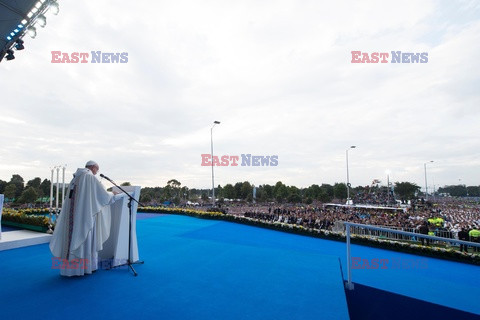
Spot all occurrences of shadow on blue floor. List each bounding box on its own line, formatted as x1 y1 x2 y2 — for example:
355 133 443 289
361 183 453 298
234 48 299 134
1 225 21 232
346 283 480 320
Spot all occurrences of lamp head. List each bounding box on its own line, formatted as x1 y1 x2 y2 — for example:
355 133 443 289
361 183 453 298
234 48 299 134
6 49 15 61
15 39 24 50
37 14 47 28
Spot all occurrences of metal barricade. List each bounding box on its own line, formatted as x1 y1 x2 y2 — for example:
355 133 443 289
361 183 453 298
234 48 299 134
343 222 480 290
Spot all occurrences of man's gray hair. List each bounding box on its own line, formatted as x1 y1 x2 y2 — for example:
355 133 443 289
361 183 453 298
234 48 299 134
85 160 98 167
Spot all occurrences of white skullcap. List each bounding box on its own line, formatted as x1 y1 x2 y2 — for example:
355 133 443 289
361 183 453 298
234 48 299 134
85 160 98 167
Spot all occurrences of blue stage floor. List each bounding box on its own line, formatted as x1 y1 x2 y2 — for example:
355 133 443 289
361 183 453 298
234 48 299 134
1 225 21 232
0 214 479 319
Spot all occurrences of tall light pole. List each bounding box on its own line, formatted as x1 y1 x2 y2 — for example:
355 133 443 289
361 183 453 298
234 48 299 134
61 165 66 208
432 177 436 202
424 160 433 201
211 121 220 207
55 166 60 210
386 170 391 205
346 146 356 204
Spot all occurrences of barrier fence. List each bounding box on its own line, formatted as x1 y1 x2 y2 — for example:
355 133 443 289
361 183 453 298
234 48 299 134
334 221 467 244
343 222 480 290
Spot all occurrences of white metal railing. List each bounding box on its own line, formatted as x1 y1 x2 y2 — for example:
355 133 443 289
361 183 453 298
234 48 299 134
337 221 460 243
343 222 480 290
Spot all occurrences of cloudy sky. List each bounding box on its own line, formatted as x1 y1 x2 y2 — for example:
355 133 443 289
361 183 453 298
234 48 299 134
1 0 479 191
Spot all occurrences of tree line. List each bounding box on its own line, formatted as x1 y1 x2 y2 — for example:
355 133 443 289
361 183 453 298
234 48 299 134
437 185 480 197
139 180 461 205
1 173 478 205
0 175 51 204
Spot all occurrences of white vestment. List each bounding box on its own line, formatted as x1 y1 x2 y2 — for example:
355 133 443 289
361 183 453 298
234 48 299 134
49 168 120 276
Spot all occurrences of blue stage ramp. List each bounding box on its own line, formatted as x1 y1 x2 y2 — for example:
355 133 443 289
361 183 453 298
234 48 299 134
0 215 350 320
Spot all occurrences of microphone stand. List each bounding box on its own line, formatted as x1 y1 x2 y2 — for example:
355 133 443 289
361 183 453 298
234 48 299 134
102 176 144 276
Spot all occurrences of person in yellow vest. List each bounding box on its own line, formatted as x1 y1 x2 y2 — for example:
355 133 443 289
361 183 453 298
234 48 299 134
469 226 480 253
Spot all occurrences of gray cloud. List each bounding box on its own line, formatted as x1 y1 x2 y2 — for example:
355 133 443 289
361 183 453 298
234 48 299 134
0 0 479 190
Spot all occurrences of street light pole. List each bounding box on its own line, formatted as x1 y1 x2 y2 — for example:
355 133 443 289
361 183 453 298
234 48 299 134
386 170 390 205
346 146 356 204
424 160 433 201
211 121 220 207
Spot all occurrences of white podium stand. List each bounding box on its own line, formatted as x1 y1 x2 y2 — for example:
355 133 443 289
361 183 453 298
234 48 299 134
0 194 4 240
99 186 141 268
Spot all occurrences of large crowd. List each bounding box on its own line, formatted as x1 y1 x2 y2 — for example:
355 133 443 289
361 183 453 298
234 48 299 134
222 199 480 247
353 187 396 206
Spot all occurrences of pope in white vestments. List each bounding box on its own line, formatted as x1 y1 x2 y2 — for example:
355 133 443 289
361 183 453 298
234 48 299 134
49 161 124 276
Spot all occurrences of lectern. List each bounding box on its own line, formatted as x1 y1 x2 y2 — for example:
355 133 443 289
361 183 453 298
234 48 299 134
99 186 141 268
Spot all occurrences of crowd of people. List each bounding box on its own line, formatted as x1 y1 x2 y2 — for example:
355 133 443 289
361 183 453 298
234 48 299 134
353 187 397 206
221 200 480 251
227 204 413 230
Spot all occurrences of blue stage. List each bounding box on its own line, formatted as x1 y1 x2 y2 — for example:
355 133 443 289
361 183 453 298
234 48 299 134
0 214 479 319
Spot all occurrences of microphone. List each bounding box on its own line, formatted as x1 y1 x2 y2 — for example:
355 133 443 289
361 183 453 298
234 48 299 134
100 173 113 182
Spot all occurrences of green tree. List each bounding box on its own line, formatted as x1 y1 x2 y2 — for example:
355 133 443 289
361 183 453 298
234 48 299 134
321 184 334 198
27 177 42 189
444 184 478 197
395 182 420 201
167 179 181 189
140 193 152 203
287 192 302 203
216 184 223 200
26 177 43 197
18 186 38 204
305 184 321 200
163 185 173 199
234 182 243 199
9 174 24 198
0 179 6 193
222 184 236 199
121 182 132 186
40 179 51 197
318 189 332 203
140 187 163 203
261 184 274 201
274 181 288 203
181 186 189 200
173 196 181 205
255 188 266 202
4 184 16 199
333 183 347 200
167 179 181 198
467 186 480 197
240 181 253 200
